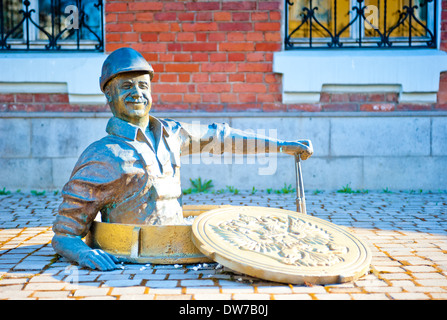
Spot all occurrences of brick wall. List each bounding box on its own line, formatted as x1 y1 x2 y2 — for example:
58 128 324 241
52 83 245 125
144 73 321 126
1 0 447 113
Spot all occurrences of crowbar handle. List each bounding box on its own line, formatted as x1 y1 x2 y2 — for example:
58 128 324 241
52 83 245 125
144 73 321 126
294 153 307 214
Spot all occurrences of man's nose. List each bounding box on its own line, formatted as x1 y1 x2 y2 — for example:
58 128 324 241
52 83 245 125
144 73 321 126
130 85 143 98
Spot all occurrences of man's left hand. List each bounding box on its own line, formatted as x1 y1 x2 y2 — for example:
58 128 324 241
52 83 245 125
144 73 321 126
279 139 314 160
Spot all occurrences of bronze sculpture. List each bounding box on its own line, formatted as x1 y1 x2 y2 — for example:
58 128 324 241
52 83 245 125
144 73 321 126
52 48 313 271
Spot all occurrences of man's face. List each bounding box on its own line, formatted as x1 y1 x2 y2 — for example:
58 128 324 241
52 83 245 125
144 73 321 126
105 72 152 125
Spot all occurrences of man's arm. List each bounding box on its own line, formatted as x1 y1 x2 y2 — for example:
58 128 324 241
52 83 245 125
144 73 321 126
52 144 122 271
176 121 313 160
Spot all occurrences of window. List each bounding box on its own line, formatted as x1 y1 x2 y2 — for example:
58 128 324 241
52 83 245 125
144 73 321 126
286 0 437 49
0 0 104 51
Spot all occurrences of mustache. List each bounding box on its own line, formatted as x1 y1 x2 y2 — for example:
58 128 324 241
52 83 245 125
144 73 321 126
124 97 148 104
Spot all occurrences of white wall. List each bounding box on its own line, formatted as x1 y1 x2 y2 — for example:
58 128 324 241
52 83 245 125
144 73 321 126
0 112 445 192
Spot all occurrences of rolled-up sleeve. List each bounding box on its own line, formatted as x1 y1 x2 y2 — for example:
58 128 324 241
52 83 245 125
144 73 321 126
53 142 123 238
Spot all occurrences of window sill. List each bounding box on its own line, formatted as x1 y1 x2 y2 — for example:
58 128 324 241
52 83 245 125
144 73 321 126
0 52 107 104
273 49 447 103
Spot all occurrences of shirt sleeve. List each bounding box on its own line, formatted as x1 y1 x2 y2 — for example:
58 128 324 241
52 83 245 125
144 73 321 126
52 140 124 238
164 119 277 156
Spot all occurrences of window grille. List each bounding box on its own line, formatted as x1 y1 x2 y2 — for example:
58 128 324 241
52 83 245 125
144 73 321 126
285 0 437 49
0 0 103 51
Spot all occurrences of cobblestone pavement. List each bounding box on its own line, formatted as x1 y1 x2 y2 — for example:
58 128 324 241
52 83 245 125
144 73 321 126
0 191 446 300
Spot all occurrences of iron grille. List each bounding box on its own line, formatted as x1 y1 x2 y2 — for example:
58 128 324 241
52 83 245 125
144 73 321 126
0 0 103 51
285 0 437 49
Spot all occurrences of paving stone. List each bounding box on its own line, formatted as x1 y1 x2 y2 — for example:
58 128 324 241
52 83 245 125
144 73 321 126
0 191 446 302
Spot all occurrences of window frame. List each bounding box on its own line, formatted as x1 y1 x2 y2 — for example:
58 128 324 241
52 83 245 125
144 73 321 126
285 0 438 50
0 0 104 52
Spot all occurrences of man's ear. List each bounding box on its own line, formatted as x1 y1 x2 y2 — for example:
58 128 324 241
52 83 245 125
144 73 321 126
104 86 112 103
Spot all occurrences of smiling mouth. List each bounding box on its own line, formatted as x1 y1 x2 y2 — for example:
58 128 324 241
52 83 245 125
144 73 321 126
125 98 147 108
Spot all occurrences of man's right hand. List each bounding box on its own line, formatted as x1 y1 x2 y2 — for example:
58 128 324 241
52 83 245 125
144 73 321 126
78 248 119 271
52 234 119 271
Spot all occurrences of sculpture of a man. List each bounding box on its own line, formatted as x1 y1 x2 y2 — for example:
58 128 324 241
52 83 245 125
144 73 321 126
52 48 313 271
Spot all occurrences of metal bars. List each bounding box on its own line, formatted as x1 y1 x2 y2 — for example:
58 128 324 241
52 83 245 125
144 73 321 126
0 0 103 51
285 0 437 49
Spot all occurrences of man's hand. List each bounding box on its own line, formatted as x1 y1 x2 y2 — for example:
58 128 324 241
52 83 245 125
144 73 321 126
279 139 314 160
78 249 119 271
52 234 119 271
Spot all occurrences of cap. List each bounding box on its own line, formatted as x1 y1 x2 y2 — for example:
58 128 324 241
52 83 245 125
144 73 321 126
100 47 154 92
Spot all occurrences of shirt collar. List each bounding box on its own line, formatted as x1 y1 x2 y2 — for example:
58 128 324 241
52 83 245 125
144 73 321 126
106 116 169 141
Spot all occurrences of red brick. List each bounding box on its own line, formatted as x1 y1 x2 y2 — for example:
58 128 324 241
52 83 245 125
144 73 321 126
222 2 257 10
288 104 322 112
191 53 209 62
140 33 158 42
252 12 269 21
45 104 80 112
122 33 139 42
246 52 265 62
152 84 189 93
330 93 350 102
173 54 191 62
367 93 386 102
192 104 224 112
183 43 217 52
179 74 191 83
396 103 433 111
106 33 121 42
160 94 183 103
264 32 281 41
105 3 127 12
183 23 218 32
348 93 368 102
15 93 33 103
154 12 177 21
263 103 287 112
229 74 245 82
218 22 253 32
210 53 227 62
233 83 267 93
197 12 213 21
159 32 176 42
160 74 177 82
186 2 220 11
227 103 261 111
254 22 281 32
133 22 170 32
360 103 395 112
214 12 231 21
197 84 231 93
163 2 184 11
165 64 200 73
210 74 227 82
106 23 132 32
322 103 358 111
202 94 219 103
178 12 195 21
177 32 195 42
247 32 265 42
192 74 209 83
228 53 245 61
258 2 281 10
202 63 237 72
221 93 238 103
0 94 15 103
51 94 69 103
435 103 447 110
133 42 167 52
239 93 257 103
128 2 163 11
227 32 245 41
238 63 271 72
220 42 254 52
183 94 200 103
232 12 250 21
246 74 263 83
